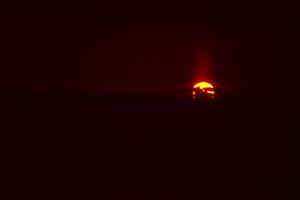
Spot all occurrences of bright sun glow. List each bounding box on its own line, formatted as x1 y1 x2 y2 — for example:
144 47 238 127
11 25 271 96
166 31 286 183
193 81 215 97
193 82 214 90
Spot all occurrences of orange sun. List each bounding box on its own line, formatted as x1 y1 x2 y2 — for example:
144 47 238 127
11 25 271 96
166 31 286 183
193 82 214 90
193 81 215 98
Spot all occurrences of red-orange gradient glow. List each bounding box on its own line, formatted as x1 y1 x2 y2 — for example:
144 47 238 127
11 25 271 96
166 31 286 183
193 44 214 83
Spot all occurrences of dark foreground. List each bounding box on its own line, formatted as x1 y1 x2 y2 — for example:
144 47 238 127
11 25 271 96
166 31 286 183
1 95 299 199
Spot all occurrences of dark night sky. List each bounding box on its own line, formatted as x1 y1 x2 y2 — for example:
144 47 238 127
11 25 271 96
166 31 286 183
0 1 299 94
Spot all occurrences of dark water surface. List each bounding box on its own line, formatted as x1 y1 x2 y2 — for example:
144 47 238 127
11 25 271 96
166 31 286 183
0 96 299 199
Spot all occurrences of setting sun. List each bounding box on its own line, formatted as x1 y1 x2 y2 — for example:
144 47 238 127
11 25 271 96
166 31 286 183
193 81 215 98
193 82 214 90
